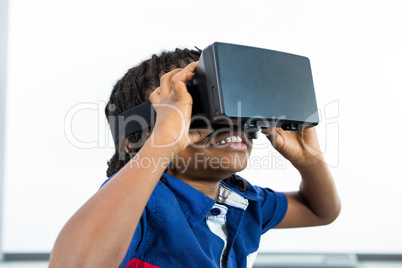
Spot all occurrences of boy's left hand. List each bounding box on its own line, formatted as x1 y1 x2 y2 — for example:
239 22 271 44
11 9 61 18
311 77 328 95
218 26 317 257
263 126 341 228
261 127 323 168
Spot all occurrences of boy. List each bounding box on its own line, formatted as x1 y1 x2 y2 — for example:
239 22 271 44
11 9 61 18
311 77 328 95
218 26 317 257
50 49 340 268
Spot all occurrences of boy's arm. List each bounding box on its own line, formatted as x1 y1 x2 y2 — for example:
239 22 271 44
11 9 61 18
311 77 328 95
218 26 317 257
49 141 172 268
262 127 341 228
49 62 210 268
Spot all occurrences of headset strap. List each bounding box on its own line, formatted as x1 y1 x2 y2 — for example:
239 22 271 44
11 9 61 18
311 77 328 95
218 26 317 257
109 101 156 145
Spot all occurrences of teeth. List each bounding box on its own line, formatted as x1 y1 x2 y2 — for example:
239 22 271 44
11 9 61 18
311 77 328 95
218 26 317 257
216 136 242 145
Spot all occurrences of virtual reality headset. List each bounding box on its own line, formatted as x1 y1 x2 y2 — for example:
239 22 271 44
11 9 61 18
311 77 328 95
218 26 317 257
110 42 319 144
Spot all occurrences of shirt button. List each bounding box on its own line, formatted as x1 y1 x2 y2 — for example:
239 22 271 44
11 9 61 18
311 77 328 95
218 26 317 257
210 208 221 216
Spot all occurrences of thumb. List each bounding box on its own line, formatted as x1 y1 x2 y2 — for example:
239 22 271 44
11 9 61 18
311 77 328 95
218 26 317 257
188 127 214 145
261 128 282 149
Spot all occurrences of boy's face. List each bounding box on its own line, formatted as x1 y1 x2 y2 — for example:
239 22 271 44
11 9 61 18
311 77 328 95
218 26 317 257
168 125 253 181
154 59 253 181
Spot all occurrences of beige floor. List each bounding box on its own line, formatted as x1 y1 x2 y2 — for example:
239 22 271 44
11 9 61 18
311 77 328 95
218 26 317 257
1 260 402 268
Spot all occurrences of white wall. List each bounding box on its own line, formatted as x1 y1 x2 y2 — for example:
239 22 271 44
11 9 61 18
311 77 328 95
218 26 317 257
2 0 402 253
0 0 9 260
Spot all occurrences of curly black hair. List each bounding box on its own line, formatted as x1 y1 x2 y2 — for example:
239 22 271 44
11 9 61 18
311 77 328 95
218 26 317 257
105 48 200 177
104 47 247 191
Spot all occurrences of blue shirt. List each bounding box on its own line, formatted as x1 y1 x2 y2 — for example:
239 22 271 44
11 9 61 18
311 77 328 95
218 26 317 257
104 173 288 268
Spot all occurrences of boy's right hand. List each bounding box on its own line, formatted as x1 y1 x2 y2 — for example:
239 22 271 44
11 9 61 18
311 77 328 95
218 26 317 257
149 61 213 155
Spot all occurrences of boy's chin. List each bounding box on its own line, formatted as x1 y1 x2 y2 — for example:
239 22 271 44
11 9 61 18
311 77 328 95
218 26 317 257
203 160 248 174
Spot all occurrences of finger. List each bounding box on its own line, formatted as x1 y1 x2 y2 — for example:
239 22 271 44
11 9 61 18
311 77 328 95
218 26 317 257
149 87 161 104
183 61 198 73
170 63 198 98
170 71 195 98
159 69 183 100
149 87 161 112
159 62 198 100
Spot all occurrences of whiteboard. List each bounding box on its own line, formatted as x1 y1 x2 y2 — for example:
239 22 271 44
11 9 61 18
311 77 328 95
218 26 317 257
2 0 402 254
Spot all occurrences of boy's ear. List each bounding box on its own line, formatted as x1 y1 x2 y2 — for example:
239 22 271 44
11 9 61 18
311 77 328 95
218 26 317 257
124 139 131 154
124 132 152 154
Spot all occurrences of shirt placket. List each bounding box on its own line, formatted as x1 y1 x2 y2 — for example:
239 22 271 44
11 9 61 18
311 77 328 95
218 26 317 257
224 206 246 268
